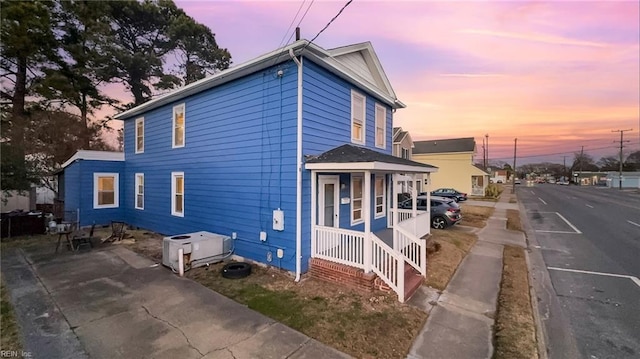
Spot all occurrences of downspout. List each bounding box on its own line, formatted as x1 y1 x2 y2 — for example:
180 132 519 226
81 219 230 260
290 49 303 282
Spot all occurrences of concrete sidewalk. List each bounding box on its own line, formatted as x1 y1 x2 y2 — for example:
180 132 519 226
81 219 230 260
1 245 351 359
408 191 526 359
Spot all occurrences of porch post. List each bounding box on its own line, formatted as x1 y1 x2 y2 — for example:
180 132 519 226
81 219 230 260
392 173 399 251
310 170 317 258
411 174 417 236
363 170 372 273
422 172 429 276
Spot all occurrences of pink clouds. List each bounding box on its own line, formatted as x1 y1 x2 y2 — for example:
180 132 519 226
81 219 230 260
167 1 640 162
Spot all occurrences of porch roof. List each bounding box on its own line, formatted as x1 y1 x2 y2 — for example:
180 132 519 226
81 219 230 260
305 144 438 173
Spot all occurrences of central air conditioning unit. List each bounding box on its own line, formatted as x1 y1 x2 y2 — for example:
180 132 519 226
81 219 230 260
162 231 232 271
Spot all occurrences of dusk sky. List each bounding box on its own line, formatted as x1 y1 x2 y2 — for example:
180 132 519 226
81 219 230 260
128 1 640 164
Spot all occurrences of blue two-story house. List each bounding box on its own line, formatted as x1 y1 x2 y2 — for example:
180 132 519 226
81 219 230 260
61 40 437 302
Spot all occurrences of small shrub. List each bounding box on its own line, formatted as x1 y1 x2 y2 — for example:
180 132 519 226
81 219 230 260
485 183 500 198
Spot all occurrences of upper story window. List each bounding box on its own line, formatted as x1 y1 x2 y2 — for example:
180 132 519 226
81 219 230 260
135 173 144 210
375 175 386 218
351 174 363 225
93 173 119 209
173 104 185 148
135 117 144 153
401 148 410 159
375 104 386 149
351 90 365 145
171 172 184 217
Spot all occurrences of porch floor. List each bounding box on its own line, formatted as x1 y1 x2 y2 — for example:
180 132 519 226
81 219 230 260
374 228 393 248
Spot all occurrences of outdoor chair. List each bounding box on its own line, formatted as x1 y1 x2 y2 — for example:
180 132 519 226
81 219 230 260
72 223 96 250
102 221 127 243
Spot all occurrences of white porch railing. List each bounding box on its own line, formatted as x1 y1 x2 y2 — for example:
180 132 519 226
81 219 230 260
398 212 430 239
394 225 426 276
371 233 405 302
312 225 366 269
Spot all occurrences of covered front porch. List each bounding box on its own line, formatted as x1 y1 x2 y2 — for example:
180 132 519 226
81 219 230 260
305 145 437 302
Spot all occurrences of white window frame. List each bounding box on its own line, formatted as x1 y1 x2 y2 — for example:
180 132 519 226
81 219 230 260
93 173 119 209
375 104 386 149
351 90 366 145
401 147 409 159
172 103 185 148
350 174 363 225
374 175 386 218
135 117 144 153
171 172 184 217
135 173 144 210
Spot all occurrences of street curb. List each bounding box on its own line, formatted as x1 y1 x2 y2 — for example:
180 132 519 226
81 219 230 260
518 200 548 359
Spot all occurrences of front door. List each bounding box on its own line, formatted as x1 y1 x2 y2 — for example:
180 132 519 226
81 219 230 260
318 176 339 227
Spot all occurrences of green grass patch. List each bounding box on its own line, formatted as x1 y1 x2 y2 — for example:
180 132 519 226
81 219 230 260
1 279 23 352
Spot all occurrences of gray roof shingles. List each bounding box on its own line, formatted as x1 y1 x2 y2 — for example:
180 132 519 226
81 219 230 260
306 144 436 169
413 137 476 154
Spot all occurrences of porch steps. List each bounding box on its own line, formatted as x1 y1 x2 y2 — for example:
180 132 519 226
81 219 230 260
404 263 424 301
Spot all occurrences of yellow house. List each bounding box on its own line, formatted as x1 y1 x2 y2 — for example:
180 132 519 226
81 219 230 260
412 137 489 196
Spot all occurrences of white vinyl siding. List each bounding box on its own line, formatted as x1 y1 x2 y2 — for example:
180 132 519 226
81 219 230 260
135 117 144 153
135 173 144 210
171 172 184 217
351 174 363 225
172 104 185 148
375 175 385 218
351 90 366 145
375 104 386 149
93 173 119 209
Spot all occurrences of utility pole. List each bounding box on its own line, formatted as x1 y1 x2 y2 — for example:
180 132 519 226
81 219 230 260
512 138 517 194
612 129 632 189
482 137 486 169
578 146 584 185
485 134 489 168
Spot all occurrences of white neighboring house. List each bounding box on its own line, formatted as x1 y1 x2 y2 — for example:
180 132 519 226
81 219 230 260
606 171 640 189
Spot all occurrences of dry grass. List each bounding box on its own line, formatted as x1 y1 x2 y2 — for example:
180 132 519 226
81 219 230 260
114 231 427 358
460 205 494 228
506 209 523 232
425 229 477 290
1 278 22 352
494 246 538 359
185 262 427 358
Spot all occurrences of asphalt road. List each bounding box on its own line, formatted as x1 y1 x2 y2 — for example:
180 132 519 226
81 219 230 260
517 183 640 359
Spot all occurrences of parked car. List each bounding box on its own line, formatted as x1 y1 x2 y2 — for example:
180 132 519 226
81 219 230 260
400 195 462 229
514 179 522 185
425 188 467 202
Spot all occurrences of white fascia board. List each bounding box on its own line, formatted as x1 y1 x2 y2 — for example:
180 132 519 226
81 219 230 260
61 150 124 169
305 161 437 173
327 42 397 100
303 52 405 109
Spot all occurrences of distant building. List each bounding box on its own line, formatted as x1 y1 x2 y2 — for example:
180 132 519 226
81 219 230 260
606 171 640 189
412 137 489 196
571 171 607 186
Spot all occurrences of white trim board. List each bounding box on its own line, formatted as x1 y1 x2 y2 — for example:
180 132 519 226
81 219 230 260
61 150 124 169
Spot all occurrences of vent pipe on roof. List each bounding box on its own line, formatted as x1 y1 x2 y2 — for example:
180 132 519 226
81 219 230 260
295 27 300 41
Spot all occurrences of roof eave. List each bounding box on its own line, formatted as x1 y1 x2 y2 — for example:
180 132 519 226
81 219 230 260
305 161 437 173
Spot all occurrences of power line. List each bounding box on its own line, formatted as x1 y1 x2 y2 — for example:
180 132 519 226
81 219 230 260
302 0 353 51
275 0 307 50
270 0 315 68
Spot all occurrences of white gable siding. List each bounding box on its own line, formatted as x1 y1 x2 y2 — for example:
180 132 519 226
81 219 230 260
334 52 377 87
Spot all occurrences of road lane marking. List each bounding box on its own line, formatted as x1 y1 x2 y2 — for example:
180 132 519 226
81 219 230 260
547 267 640 288
627 220 640 228
585 204 594 208
538 197 547 205
555 212 582 234
531 190 536 195
535 230 581 234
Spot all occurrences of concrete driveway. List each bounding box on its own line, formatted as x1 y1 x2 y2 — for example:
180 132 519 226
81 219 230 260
2 244 350 359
